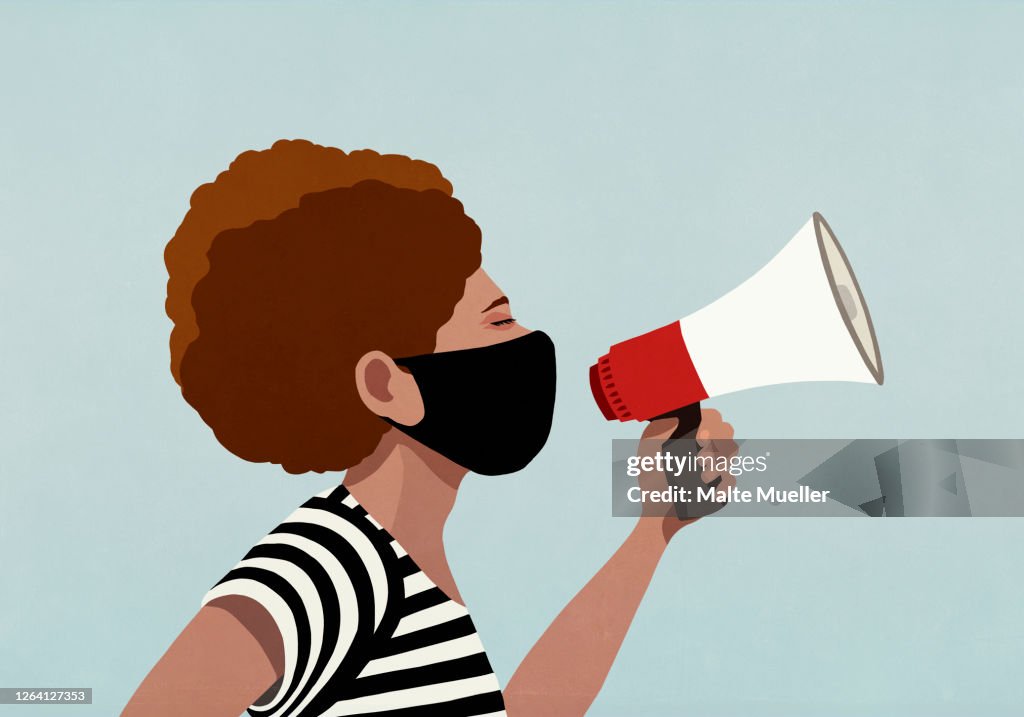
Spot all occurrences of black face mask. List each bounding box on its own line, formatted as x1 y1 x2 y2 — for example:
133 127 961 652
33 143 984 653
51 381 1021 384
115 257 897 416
385 331 556 476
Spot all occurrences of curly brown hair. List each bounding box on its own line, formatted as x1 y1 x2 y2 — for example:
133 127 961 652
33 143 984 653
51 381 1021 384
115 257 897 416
165 140 482 473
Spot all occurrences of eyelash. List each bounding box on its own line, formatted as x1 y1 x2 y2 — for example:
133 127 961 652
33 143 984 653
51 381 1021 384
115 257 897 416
491 318 517 326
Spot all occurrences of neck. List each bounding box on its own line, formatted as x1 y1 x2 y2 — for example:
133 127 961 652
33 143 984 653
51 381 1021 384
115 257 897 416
343 428 467 552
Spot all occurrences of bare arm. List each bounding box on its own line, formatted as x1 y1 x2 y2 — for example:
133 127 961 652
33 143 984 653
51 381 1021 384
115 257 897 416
504 412 736 716
122 597 283 717
503 518 673 716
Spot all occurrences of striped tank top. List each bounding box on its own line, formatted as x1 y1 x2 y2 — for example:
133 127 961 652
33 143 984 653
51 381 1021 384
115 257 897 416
201 484 507 717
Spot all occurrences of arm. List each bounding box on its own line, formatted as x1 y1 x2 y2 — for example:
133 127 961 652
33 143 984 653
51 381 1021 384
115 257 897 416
503 518 673 716
504 411 736 716
122 597 283 717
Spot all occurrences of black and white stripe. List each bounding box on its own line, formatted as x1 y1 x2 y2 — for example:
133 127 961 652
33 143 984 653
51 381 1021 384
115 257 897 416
201 485 507 717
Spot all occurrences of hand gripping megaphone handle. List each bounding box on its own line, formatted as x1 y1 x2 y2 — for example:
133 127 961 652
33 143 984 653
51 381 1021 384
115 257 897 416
657 402 728 520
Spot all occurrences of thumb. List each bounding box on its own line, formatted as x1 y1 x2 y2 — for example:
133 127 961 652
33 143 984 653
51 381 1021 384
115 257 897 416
641 417 678 443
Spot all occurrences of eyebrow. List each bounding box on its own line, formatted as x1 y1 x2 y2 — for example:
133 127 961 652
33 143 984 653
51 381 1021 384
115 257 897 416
481 296 510 313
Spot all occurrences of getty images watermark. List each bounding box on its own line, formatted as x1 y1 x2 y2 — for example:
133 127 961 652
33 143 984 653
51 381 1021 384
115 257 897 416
624 449 830 506
612 439 1024 518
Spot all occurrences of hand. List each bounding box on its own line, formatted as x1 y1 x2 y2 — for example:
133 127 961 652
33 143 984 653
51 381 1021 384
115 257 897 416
635 408 738 542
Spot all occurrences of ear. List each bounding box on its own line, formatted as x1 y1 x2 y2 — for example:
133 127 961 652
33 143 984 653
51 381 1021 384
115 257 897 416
355 351 425 426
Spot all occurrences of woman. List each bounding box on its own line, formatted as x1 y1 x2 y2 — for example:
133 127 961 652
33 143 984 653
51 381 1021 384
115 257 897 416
125 139 736 717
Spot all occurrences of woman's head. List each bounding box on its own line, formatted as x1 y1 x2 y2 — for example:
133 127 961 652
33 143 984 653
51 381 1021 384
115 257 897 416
167 140 495 473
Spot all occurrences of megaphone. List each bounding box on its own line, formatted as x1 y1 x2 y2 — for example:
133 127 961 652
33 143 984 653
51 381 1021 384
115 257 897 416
590 212 883 437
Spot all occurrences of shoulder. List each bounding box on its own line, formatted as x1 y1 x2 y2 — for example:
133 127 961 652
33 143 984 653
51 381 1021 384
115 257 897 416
198 485 396 715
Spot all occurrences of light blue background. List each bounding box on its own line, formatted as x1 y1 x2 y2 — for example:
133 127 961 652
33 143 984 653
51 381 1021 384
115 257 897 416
2 2 1022 715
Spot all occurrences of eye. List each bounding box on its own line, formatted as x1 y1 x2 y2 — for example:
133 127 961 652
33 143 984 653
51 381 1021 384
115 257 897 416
491 318 517 326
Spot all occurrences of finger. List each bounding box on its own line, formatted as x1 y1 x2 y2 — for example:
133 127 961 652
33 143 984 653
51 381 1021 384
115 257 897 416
698 446 722 483
697 418 733 444
708 474 737 503
719 437 739 459
702 468 724 484
701 408 723 425
704 474 736 502
703 437 739 459
699 456 723 484
641 417 678 443
696 429 723 449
